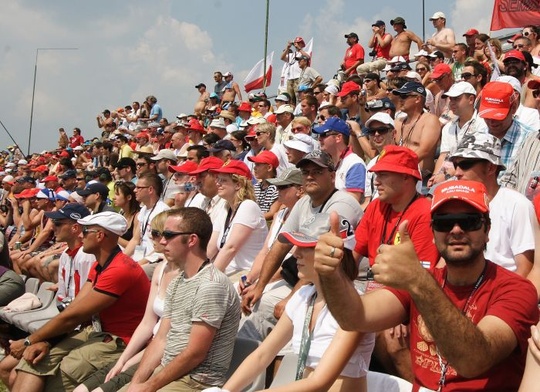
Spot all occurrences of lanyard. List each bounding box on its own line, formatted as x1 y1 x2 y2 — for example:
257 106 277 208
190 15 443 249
399 112 423 146
141 202 158 243
436 262 488 391
295 291 317 380
379 193 418 245
219 202 243 248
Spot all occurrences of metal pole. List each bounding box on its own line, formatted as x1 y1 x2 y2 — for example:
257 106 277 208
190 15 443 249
27 47 78 156
262 0 270 91
422 0 426 42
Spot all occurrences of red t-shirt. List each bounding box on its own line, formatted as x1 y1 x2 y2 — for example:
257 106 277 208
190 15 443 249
343 43 365 74
388 261 539 391
374 33 392 60
354 196 439 268
87 250 150 344
69 135 84 148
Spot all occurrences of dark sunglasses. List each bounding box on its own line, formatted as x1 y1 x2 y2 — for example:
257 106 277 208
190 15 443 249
416 67 427 72
513 44 524 49
431 212 485 232
52 220 70 227
150 229 162 239
367 126 392 135
452 159 486 171
160 230 194 240
460 72 475 80
255 131 268 136
319 131 340 139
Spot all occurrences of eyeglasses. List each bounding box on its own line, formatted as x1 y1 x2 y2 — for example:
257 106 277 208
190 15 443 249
76 178 85 181
452 159 486 170
82 227 101 236
533 89 540 99
136 162 147 167
255 131 268 136
301 168 326 177
433 74 447 83
416 67 427 72
367 126 392 135
398 93 416 100
460 72 476 80
291 126 306 133
313 91 322 94
319 131 340 139
431 212 485 232
160 230 194 240
276 184 295 191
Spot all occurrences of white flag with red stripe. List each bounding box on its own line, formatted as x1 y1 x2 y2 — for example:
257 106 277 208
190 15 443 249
244 52 274 92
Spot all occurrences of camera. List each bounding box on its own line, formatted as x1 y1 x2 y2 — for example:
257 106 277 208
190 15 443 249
57 298 72 312
368 50 377 57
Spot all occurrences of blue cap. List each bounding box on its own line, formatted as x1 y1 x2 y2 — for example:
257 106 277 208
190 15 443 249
298 85 311 92
313 117 350 136
44 203 90 221
209 92 219 99
392 81 426 97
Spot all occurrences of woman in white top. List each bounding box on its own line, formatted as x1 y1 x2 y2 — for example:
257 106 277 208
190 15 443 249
74 210 179 392
216 213 375 392
209 160 267 279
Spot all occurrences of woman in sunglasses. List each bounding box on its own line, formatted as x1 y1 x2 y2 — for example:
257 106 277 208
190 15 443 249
74 210 179 392
522 25 540 57
217 213 375 392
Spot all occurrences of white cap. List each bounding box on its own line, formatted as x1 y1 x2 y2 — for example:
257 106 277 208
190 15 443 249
18 159 28 165
383 56 407 71
405 71 422 83
365 112 395 128
429 11 446 20
5 162 15 168
226 124 238 134
283 134 316 153
324 85 339 95
496 75 522 95
442 81 477 98
73 146 84 151
246 117 267 125
274 105 295 114
151 149 177 161
413 49 430 58
209 118 226 129
77 211 128 236
2 175 14 183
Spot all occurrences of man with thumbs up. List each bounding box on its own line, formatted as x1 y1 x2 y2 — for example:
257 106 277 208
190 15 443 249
315 180 539 391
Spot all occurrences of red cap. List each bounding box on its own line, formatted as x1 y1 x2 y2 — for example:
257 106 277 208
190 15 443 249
248 151 279 168
431 180 489 213
58 151 70 158
187 119 205 133
136 132 150 139
15 188 40 199
478 81 514 120
168 160 198 174
238 102 252 112
210 160 252 180
431 63 452 79
293 37 306 47
336 81 360 97
43 175 59 182
31 165 49 173
504 49 526 62
189 156 224 175
369 145 421 180
463 28 479 37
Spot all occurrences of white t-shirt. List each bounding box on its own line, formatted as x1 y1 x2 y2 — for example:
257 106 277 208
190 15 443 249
138 200 171 257
216 199 268 275
440 114 488 155
285 284 375 378
57 247 96 302
485 187 536 272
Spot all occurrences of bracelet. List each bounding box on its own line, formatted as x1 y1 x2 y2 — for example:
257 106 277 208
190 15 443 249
355 133 364 139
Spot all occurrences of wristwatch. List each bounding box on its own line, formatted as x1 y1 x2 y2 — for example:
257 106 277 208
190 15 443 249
24 337 31 347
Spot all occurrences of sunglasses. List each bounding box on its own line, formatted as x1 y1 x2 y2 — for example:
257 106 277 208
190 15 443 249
452 159 486 171
255 131 268 136
52 220 70 227
150 229 162 239
367 126 392 135
522 31 531 36
81 227 101 236
416 67 427 72
431 212 485 232
398 93 416 100
136 162 147 167
319 131 340 139
460 72 475 80
513 44 524 49
160 230 194 240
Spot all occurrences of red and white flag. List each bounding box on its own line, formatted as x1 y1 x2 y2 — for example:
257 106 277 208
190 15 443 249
244 52 274 92
490 0 540 31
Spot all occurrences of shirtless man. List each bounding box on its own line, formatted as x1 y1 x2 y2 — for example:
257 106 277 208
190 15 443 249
425 11 456 59
194 83 209 115
389 17 424 60
221 72 243 104
393 82 441 179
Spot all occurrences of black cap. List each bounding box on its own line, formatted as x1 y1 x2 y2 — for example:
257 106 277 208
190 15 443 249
16 176 35 184
209 139 235 152
60 169 77 180
195 83 206 89
392 81 427 98
372 20 385 27
114 157 136 172
344 32 359 39
76 182 110 198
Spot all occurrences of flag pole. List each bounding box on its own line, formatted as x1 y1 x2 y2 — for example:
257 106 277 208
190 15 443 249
263 0 270 91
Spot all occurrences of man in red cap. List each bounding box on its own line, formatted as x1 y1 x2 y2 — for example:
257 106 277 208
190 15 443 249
186 118 206 146
315 179 539 391
479 81 533 170
337 81 363 124
462 28 479 57
431 63 455 118
281 37 310 106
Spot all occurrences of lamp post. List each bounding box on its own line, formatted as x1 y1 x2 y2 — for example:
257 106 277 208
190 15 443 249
28 47 78 155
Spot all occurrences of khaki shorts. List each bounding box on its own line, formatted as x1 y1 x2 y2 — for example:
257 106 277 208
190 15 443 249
118 365 215 392
16 326 126 392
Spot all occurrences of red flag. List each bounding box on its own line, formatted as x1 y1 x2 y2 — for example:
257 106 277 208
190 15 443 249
244 52 274 92
490 0 540 31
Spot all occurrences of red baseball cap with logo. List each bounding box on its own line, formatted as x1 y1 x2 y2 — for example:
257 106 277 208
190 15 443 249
210 160 252 180
168 160 198 174
478 81 514 120
431 180 489 213
189 156 224 175
336 81 361 97
503 49 526 62
15 188 40 199
187 119 205 133
248 151 279 168
463 28 479 36
369 145 421 180
430 63 452 79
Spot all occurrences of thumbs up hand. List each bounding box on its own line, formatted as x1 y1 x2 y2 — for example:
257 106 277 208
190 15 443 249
372 220 425 290
315 211 345 276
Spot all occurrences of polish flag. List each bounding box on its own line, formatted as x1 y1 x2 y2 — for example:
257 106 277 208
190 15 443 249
244 52 274 92
490 0 540 31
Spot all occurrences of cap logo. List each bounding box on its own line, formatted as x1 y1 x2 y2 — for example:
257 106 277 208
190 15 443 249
441 184 475 194
69 213 82 220
485 97 503 104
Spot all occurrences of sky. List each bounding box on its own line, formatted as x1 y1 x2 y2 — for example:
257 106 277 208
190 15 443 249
0 0 507 155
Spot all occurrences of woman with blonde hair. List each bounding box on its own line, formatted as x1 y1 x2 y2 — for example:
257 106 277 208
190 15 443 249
209 161 267 281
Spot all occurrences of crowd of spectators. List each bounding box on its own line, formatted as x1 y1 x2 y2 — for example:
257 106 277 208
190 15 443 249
0 11 539 392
